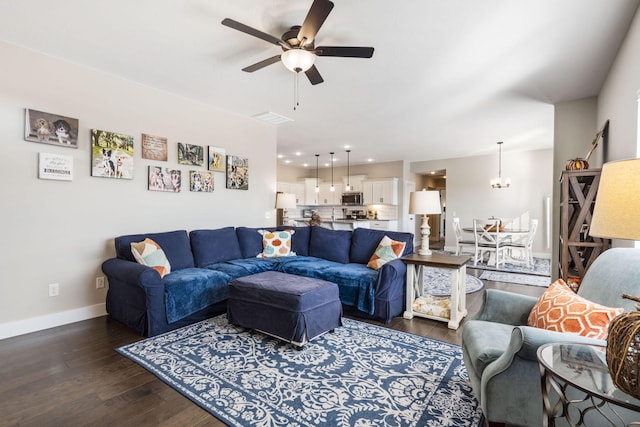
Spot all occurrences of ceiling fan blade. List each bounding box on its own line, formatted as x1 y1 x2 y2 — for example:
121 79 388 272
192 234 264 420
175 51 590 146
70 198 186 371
305 65 324 85
315 46 374 58
242 55 282 72
221 18 283 46
298 0 334 46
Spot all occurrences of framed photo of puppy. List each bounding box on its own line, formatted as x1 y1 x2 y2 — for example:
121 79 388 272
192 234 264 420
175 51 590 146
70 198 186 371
208 146 226 172
226 155 249 190
148 166 181 192
189 170 214 192
90 129 134 179
25 109 79 148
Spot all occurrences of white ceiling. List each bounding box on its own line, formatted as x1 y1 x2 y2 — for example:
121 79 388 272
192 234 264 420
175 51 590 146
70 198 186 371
1 0 638 168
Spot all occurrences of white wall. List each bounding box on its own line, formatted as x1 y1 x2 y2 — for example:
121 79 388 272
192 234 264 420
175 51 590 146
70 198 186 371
411 148 554 257
0 42 277 338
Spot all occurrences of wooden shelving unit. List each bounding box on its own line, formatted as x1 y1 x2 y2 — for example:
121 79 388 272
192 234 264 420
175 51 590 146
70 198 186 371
559 169 610 282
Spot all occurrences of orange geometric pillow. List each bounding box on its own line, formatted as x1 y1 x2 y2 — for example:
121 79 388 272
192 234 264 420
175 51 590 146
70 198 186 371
367 235 406 270
527 279 623 340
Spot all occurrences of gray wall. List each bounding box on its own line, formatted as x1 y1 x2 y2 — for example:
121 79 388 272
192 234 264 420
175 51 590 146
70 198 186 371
0 42 277 338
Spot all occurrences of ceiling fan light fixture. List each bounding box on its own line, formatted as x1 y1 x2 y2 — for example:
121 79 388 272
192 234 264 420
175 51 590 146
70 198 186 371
281 49 315 73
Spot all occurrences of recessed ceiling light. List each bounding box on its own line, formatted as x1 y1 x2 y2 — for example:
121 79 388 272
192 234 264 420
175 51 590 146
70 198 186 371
285 160 291 164
324 163 330 167
295 152 301 156
368 158 373 162
277 154 284 159
303 163 308 167
252 111 293 125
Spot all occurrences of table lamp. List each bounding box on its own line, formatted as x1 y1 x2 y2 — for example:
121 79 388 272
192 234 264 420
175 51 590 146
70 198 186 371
408 189 441 256
276 192 297 226
589 158 640 399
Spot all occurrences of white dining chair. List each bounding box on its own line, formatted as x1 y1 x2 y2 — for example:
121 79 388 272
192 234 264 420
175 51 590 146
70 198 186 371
473 218 508 268
452 217 476 256
506 219 538 268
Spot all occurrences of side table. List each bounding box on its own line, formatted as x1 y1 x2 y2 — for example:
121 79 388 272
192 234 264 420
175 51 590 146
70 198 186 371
401 253 471 329
537 342 640 426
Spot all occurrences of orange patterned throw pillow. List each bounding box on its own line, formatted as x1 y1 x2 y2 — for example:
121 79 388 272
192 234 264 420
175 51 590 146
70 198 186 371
257 229 296 258
367 236 406 270
527 279 623 340
130 238 171 278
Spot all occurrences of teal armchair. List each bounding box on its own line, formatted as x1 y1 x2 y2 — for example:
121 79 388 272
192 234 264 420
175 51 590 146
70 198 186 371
461 248 640 426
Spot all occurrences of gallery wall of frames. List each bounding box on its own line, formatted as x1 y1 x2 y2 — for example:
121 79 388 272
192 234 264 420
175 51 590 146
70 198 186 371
26 108 250 191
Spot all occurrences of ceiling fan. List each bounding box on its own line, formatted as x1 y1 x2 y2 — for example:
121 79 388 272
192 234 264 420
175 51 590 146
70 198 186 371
221 0 374 85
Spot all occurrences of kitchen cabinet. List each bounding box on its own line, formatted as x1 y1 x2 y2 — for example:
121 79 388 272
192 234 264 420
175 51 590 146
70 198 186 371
342 174 367 193
302 178 319 205
276 181 305 205
363 178 398 205
369 220 398 231
318 182 341 205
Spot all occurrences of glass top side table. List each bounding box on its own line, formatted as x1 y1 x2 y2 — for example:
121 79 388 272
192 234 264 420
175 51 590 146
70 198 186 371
537 342 640 426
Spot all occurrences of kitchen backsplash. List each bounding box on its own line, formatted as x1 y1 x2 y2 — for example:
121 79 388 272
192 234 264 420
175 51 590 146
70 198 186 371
286 205 398 221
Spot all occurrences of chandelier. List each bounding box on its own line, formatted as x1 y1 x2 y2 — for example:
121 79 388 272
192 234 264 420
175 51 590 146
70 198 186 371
491 141 511 189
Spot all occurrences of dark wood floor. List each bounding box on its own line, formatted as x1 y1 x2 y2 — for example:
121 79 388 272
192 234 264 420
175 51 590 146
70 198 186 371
0 269 545 427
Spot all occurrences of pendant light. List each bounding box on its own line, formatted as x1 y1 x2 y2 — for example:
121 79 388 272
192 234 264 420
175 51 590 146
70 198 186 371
345 149 351 191
491 141 511 189
330 152 335 192
315 154 320 193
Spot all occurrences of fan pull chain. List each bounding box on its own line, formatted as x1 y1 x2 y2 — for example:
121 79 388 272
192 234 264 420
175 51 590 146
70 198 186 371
293 72 300 111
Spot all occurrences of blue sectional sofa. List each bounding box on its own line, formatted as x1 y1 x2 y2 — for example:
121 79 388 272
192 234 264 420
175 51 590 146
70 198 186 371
102 225 414 336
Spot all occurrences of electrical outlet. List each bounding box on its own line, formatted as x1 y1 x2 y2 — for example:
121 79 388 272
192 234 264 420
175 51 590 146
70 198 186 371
96 276 105 289
48 283 59 297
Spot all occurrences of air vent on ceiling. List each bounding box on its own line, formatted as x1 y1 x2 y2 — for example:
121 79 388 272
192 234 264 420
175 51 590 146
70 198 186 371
252 111 293 125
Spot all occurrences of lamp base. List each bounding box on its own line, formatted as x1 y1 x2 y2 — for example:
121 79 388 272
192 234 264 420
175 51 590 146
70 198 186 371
418 214 432 256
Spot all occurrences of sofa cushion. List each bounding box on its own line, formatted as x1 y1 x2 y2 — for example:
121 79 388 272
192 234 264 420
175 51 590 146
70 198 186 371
309 226 352 264
236 227 275 259
114 230 194 270
190 227 242 267
462 319 515 376
528 279 624 340
257 229 296 258
130 238 171 278
350 228 413 264
163 268 231 323
318 263 378 315
366 235 407 270
277 225 311 256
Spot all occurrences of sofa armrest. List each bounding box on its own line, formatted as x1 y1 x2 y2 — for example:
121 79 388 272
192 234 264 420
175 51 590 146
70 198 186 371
472 289 539 325
510 325 606 362
376 259 406 293
102 258 163 289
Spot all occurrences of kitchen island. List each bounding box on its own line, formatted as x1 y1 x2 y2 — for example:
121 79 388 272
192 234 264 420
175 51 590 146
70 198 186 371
290 218 398 231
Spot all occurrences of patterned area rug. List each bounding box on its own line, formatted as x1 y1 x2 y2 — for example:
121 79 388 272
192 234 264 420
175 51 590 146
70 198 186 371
118 315 484 427
435 251 551 277
479 270 551 287
424 267 484 296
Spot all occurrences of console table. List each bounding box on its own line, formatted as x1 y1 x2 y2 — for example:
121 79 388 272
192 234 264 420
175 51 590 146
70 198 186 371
537 342 640 426
401 253 471 329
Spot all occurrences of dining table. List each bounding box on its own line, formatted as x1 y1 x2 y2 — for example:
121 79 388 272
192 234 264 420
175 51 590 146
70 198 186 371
462 226 530 265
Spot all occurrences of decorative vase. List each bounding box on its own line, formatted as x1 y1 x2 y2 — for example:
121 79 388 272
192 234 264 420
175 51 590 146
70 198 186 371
565 158 589 171
606 311 640 399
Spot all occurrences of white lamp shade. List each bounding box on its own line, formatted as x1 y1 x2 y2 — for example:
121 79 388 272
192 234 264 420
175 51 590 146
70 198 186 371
281 49 315 72
590 158 640 240
408 189 441 215
276 192 297 209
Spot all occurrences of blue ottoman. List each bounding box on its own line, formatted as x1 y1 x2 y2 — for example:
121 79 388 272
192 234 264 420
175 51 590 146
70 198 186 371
227 271 342 349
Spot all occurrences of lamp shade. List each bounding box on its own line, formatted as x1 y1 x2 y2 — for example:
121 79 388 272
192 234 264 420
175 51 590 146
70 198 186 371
275 193 297 210
281 49 315 72
408 189 441 215
590 158 640 240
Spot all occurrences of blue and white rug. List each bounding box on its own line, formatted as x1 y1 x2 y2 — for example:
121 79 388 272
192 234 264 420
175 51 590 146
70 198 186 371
479 270 550 287
117 315 484 427
435 251 551 277
424 267 484 296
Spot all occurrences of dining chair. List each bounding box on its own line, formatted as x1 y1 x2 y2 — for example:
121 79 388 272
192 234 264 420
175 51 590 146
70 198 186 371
452 217 476 256
506 219 538 268
473 218 508 268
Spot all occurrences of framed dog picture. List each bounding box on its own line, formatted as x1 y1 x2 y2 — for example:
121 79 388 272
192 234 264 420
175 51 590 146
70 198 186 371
148 166 181 192
189 170 214 192
177 142 204 166
25 109 79 148
90 129 134 179
226 155 249 190
208 146 226 172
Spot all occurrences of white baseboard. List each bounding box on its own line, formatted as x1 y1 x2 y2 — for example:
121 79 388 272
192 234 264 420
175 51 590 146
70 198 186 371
0 303 107 341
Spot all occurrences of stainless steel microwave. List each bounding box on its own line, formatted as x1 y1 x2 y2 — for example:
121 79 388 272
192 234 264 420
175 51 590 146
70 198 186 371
341 192 363 206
